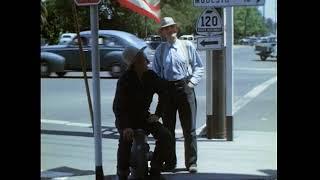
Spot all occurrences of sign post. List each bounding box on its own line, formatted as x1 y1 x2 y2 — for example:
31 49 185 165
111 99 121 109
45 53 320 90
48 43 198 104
225 7 234 141
194 0 265 140
196 8 225 139
74 0 103 179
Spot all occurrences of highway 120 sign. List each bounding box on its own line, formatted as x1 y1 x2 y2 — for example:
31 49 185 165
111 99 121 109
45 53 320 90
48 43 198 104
196 8 223 36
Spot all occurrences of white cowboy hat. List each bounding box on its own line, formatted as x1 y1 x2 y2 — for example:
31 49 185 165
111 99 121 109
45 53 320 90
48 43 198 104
160 17 177 29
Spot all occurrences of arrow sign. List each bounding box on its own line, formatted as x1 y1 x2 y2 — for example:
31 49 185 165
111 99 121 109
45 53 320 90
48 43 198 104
197 36 223 50
200 40 219 46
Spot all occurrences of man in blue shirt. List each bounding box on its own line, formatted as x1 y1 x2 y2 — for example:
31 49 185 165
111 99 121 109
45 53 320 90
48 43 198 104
152 17 204 173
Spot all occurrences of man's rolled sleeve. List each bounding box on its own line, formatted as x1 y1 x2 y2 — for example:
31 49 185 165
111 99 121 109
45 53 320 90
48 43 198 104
189 43 204 86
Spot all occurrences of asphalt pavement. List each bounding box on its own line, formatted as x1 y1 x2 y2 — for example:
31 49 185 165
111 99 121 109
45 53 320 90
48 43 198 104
41 45 277 180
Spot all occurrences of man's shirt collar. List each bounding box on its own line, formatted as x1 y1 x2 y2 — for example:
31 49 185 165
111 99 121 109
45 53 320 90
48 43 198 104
166 39 180 49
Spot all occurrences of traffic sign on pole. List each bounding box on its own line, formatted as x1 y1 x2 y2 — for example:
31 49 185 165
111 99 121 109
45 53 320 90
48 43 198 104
197 36 223 50
196 8 223 36
193 0 265 7
74 0 101 6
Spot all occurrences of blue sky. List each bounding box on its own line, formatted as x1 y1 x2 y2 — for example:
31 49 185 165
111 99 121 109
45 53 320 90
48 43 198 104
258 0 277 22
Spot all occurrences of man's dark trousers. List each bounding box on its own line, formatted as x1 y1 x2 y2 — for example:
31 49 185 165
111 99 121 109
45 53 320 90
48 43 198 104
162 79 197 168
117 122 173 176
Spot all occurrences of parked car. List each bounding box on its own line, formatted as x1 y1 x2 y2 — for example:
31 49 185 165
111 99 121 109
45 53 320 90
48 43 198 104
239 37 258 46
239 38 250 45
41 30 153 77
144 35 162 50
179 35 195 41
58 33 77 45
254 36 277 61
41 52 65 77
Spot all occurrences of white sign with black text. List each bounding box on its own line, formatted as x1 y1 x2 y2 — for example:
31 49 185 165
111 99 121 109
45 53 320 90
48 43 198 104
193 0 265 7
196 8 223 36
197 36 223 50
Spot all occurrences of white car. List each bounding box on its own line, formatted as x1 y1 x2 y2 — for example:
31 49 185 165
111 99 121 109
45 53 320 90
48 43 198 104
179 35 195 41
58 33 77 45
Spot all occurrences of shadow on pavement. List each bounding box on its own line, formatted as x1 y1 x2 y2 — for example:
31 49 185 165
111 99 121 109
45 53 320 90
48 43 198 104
252 59 277 62
41 127 228 142
259 169 277 179
104 171 276 180
41 166 95 179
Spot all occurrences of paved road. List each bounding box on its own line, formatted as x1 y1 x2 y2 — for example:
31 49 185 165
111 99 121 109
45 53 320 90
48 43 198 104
41 45 277 179
41 45 277 132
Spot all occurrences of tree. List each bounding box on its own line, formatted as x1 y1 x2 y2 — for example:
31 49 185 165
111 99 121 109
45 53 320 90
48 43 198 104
41 1 48 32
234 7 268 41
41 0 90 44
160 1 202 36
41 1 271 44
265 18 276 34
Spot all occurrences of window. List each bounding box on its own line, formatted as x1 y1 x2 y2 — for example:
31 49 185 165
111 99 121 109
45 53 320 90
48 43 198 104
104 36 123 47
87 36 123 47
72 37 88 46
62 35 72 38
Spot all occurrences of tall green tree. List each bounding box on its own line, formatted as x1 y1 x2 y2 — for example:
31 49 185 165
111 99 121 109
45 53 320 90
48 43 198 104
41 1 272 44
41 1 48 32
42 0 90 44
234 7 267 41
265 18 276 34
160 0 202 36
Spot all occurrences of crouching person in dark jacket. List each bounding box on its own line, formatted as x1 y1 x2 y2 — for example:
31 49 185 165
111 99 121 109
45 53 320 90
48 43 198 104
113 45 173 180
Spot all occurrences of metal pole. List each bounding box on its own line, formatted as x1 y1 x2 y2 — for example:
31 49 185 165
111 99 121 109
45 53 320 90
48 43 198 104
275 0 277 35
145 16 148 38
210 8 226 139
225 7 234 141
90 5 104 180
263 4 265 22
204 50 213 138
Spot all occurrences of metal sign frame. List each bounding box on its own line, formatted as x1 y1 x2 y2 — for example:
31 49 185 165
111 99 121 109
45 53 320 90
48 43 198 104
197 36 223 50
74 0 101 6
193 0 265 7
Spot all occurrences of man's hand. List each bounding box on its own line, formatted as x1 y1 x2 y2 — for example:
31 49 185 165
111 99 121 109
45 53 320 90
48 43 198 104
148 114 160 123
187 81 195 88
123 128 134 141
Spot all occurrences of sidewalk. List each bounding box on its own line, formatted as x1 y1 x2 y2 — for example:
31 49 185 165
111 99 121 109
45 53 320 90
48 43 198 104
41 130 277 180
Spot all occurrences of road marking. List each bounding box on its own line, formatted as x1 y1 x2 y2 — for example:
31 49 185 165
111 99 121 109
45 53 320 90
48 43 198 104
42 119 185 134
42 76 276 135
261 117 268 121
234 67 277 72
202 67 276 80
196 76 277 133
41 171 73 178
233 76 277 114
41 119 92 128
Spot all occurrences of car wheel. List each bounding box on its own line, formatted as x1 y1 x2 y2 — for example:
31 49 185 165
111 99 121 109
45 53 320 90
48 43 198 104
260 55 267 61
56 71 67 77
111 64 121 78
41 61 51 77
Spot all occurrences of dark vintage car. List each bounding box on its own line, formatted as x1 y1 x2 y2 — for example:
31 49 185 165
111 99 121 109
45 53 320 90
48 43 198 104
144 35 162 50
41 30 153 78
